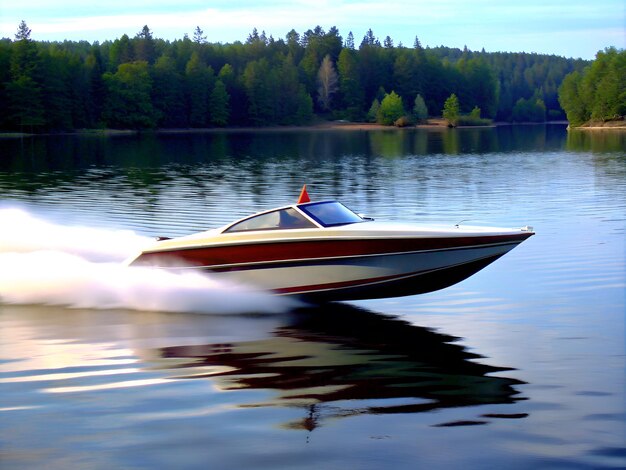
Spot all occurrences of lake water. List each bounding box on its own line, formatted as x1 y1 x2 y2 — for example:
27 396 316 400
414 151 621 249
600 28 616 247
1 126 625 469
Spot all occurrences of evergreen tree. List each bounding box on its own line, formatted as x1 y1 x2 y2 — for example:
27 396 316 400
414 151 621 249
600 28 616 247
7 21 44 130
39 49 74 130
413 94 428 121
109 34 134 69
345 32 355 50
0 22 600 132
83 49 106 127
134 25 156 64
153 54 187 127
511 96 546 122
5 76 45 129
102 61 156 129
295 85 314 124
337 48 363 119
393 50 422 104
209 79 230 126
15 20 31 41
286 29 303 62
193 26 207 44
299 47 319 95
360 29 379 48
367 98 380 122
242 58 273 125
185 52 215 127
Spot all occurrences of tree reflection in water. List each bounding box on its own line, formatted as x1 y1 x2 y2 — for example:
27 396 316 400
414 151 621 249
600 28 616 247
156 304 526 431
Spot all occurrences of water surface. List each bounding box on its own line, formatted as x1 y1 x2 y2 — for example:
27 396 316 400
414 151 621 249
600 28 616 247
1 125 625 469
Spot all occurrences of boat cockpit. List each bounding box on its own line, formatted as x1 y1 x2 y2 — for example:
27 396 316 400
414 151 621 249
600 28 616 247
224 201 367 233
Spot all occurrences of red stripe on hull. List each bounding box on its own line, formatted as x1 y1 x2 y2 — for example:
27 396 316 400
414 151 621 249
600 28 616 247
133 233 532 269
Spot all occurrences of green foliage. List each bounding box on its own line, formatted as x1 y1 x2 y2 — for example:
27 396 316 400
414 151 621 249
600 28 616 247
5 76 45 128
5 22 45 130
558 70 589 126
512 96 546 122
243 56 313 125
456 114 492 126
295 85 314 124
413 94 428 121
378 91 404 125
153 55 187 127
15 20 31 41
456 57 498 118
559 47 625 125
185 52 215 127
443 93 460 126
0 21 598 132
243 58 272 125
209 80 230 126
134 25 156 64
337 48 363 118
102 61 156 129
367 98 380 123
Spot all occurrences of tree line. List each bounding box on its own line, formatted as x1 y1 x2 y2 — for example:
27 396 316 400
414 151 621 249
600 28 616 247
1 21 591 132
558 47 625 126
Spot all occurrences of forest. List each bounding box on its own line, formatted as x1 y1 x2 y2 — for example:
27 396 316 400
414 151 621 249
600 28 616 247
1 21 595 132
558 47 626 126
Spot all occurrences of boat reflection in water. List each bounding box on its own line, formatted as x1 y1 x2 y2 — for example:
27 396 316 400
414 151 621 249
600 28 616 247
152 304 526 430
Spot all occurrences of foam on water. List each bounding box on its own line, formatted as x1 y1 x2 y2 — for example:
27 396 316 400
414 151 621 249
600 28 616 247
0 208 294 314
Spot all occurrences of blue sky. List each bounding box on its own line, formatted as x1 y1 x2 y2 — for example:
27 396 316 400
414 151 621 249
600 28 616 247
1 0 624 59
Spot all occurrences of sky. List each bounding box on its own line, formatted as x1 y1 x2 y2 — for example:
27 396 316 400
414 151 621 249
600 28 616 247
1 0 624 59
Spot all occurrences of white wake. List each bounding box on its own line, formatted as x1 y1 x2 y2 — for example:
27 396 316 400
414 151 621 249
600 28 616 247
0 208 294 314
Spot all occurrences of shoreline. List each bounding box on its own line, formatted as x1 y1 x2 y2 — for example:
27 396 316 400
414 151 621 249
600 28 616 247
569 118 626 130
3 120 623 139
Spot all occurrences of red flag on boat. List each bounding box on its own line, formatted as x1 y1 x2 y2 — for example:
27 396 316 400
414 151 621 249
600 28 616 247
297 184 311 204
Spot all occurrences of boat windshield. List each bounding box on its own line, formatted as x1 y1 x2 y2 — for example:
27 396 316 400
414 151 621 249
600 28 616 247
225 207 316 233
299 201 365 227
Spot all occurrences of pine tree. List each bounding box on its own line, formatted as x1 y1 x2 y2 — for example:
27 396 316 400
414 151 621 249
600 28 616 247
134 25 156 64
413 94 428 121
185 52 215 127
345 32 355 50
102 61 156 129
367 98 380 122
15 20 31 41
193 26 207 44
8 21 44 130
209 79 230 126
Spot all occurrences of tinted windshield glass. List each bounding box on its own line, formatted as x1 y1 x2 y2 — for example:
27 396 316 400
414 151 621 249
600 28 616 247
225 208 315 232
300 201 364 227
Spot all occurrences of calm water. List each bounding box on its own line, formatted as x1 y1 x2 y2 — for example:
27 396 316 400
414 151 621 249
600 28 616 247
1 126 625 469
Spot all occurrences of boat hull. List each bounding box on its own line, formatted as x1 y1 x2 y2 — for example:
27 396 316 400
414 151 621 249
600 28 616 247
130 232 532 302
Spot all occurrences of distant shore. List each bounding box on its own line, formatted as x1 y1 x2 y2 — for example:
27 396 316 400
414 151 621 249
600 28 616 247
568 119 626 130
3 119 623 139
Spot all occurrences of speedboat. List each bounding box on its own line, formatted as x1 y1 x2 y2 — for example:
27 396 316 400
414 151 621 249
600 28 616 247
128 186 534 302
